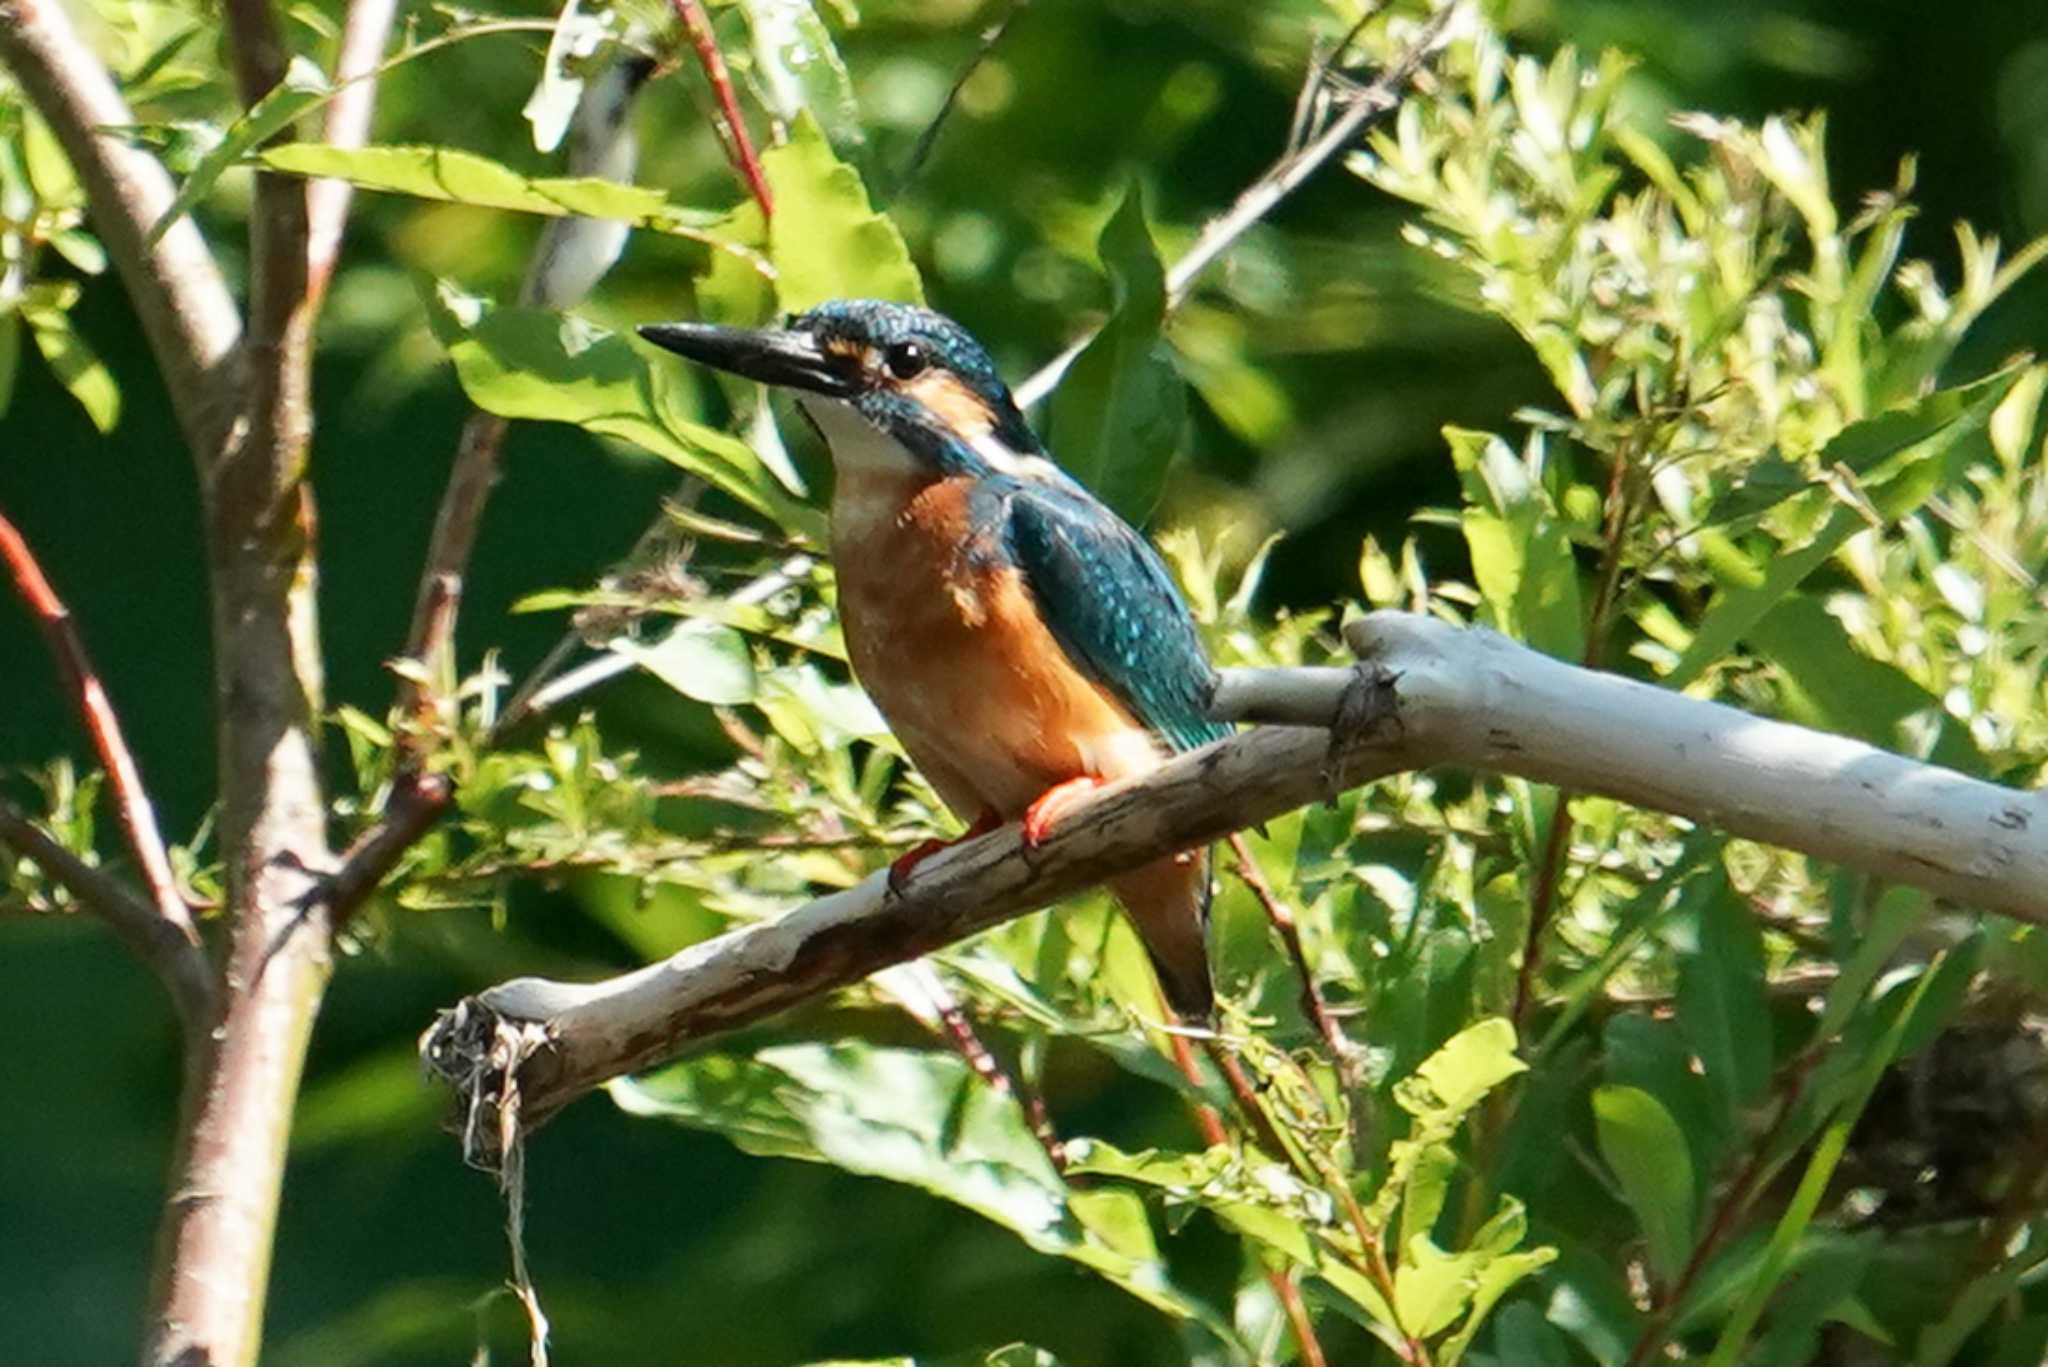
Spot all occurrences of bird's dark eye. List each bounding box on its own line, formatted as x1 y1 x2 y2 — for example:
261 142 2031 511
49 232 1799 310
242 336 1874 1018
883 341 929 380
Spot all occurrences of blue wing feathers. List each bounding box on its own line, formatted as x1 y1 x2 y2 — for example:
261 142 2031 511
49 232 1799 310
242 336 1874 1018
992 478 1231 753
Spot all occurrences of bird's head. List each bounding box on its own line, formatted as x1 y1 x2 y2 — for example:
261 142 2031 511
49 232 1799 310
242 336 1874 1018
639 300 1045 479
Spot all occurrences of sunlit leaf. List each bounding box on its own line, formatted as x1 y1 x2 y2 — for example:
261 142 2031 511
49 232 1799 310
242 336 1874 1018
613 1044 1239 1345
765 111 922 311
1592 1084 1695 1287
1668 363 2022 686
1444 428 1583 660
257 143 753 262
149 53 330 242
429 288 822 539
615 620 757 705
1050 184 1187 523
21 294 120 433
739 0 865 159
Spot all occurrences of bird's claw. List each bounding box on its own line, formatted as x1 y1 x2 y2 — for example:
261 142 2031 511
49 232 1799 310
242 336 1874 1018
1021 776 1106 849
886 808 1003 896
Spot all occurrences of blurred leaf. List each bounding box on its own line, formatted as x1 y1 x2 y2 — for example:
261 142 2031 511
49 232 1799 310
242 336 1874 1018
616 620 757 704
1748 594 1988 774
1051 184 1187 523
431 289 821 538
0 312 19 418
1750 1236 1876 1367
1592 1084 1695 1287
1445 428 1583 660
1484 1301 1576 1366
1707 955 1948 1365
21 293 120 433
1675 871 1771 1123
740 0 864 160
615 1044 1238 1345
149 53 330 242
258 143 750 260
1669 364 2021 686
765 111 922 311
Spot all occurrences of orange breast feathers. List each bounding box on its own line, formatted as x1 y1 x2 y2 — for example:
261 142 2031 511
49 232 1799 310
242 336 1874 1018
832 472 1166 821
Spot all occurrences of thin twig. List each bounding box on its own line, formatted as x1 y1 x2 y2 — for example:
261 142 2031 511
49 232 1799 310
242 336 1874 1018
0 509 198 943
1623 1050 1823 1367
1014 2 1460 407
0 798 215 1023
306 0 400 309
890 960 1066 1171
895 0 1032 193
1226 831 1360 1089
1165 1031 1330 1367
399 57 655 729
669 0 773 216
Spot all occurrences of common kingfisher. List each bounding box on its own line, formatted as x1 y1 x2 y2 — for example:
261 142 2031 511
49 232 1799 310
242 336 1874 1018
640 300 1229 1019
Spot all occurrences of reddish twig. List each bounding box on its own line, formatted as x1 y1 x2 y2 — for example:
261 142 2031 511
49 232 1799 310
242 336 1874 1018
0 508 198 945
669 0 773 217
1227 831 1361 1089
920 971 1066 1171
1165 1030 1328 1367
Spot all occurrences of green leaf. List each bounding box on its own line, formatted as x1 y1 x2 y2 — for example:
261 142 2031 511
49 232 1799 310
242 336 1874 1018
1706 955 1949 1366
1667 363 2022 686
1748 595 1988 775
1050 184 1187 523
150 53 330 242
0 312 19 418
22 296 120 433
256 143 753 262
1485 1301 1576 1367
431 290 821 540
615 621 757 704
614 1044 1238 1346
765 111 922 312
738 0 865 161
1675 872 1771 1124
1592 1084 1696 1287
1395 1017 1527 1124
1444 428 1583 660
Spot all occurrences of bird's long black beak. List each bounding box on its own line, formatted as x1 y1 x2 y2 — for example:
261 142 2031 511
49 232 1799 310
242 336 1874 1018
637 321 857 398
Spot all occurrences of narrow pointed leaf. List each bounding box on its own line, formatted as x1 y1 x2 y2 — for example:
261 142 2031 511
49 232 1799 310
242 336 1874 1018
1051 185 1186 523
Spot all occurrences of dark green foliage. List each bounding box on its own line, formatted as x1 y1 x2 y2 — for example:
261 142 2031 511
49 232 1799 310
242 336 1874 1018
11 1 2048 1365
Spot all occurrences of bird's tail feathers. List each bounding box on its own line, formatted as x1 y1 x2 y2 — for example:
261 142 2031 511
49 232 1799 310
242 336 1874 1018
1112 845 1215 1023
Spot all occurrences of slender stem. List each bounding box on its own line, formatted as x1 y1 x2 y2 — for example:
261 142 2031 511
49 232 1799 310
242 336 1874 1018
0 509 198 944
0 797 215 1024
306 0 401 309
143 3 335 1363
1227 831 1359 1087
896 961 1066 1171
1013 2 1458 407
669 0 773 216
1509 456 1643 1035
1166 1031 1330 1367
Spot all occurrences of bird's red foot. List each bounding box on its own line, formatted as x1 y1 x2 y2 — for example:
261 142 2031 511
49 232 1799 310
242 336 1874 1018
1021 776 1106 848
888 807 1001 894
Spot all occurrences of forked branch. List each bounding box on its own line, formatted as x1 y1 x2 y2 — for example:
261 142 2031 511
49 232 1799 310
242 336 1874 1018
424 612 2048 1165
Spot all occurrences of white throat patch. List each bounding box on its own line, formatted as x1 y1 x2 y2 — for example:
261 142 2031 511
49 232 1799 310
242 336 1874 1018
796 394 921 477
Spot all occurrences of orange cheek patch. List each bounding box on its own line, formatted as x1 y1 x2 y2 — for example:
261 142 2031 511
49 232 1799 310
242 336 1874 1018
901 371 995 438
